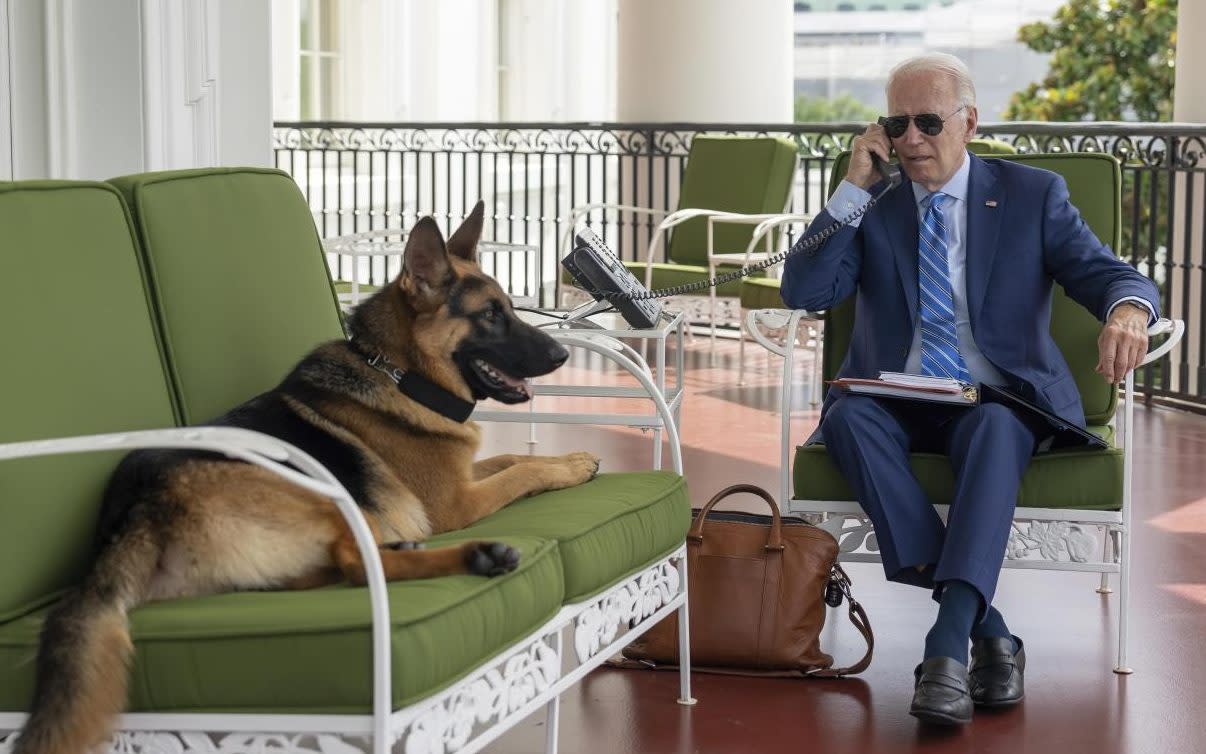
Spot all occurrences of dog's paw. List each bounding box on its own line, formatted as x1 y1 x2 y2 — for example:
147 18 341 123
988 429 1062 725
464 541 521 577
561 451 601 484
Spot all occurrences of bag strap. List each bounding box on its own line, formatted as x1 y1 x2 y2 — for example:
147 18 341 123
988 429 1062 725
688 483 784 551
808 565 875 678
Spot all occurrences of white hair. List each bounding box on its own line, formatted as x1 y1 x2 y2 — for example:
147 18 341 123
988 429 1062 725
886 53 976 108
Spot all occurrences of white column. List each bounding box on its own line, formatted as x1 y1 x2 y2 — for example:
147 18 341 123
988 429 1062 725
616 0 792 123
4 0 271 180
8 0 51 179
1172 0 1204 396
0 0 12 179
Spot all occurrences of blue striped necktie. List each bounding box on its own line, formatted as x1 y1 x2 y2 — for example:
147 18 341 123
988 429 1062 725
918 192 971 382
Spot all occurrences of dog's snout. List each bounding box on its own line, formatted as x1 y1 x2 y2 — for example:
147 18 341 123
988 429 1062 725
549 342 569 368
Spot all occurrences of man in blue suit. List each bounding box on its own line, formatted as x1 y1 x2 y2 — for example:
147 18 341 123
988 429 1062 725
780 53 1158 725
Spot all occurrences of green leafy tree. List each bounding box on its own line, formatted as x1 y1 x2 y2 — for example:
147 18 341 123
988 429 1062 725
794 93 879 123
1004 0 1177 121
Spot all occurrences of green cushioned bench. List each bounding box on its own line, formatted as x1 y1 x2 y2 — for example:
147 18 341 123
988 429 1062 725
0 170 692 753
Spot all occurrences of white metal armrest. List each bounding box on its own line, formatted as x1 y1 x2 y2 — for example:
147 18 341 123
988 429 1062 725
630 209 788 288
0 426 395 754
1139 318 1185 367
744 308 825 355
707 213 813 269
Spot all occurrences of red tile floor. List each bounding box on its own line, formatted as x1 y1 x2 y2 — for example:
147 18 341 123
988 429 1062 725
476 333 1206 754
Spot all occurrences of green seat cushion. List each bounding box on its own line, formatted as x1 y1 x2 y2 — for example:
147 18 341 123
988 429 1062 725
739 277 785 310
0 181 179 622
794 425 1122 511
454 472 690 601
0 535 562 714
619 261 750 298
107 168 345 424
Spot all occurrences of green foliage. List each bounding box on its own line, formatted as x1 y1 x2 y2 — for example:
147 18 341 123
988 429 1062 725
1004 0 1177 121
794 93 879 123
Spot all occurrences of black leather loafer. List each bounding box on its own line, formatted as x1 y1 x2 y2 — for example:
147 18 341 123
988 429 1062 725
969 635 1025 707
910 656 973 725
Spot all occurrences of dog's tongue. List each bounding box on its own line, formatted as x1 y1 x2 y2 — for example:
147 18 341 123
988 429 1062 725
498 370 529 390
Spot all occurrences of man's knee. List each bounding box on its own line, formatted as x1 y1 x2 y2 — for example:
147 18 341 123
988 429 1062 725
821 395 893 443
964 403 1030 436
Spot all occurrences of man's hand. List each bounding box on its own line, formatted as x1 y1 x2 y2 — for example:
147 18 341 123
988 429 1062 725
1096 303 1151 384
846 123 893 190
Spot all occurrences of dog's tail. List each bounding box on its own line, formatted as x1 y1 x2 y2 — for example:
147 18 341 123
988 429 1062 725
13 523 161 754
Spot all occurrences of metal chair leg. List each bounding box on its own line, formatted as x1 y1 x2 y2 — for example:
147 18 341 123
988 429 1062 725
544 631 562 753
738 308 748 386
1114 528 1133 674
1097 529 1113 594
676 554 698 706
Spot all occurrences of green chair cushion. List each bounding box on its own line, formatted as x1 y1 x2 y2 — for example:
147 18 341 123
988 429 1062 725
794 425 1122 511
669 136 799 267
0 181 179 622
108 168 346 424
739 277 785 310
620 261 750 298
0 535 563 714
453 471 690 601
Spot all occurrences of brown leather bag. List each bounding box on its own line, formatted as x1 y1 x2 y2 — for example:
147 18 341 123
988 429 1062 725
621 484 873 677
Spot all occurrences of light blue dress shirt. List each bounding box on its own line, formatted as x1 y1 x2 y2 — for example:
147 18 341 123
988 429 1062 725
822 150 1154 385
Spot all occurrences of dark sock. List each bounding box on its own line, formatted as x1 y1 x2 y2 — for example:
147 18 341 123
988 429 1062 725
923 580 981 665
971 606 1018 653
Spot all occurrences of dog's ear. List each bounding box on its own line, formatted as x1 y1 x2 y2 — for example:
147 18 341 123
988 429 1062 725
400 217 452 306
446 201 485 262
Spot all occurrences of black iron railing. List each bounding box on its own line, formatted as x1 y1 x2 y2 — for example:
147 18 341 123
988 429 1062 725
273 121 1206 410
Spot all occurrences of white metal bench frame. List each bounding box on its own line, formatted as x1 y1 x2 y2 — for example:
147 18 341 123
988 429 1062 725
0 342 695 754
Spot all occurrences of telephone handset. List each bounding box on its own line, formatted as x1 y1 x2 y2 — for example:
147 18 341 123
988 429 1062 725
871 152 903 189
561 147 904 328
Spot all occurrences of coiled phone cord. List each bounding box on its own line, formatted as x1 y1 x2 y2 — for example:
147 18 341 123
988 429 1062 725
579 180 893 304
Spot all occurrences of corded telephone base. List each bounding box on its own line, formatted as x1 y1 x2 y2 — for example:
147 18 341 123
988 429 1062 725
558 298 612 329
561 227 663 329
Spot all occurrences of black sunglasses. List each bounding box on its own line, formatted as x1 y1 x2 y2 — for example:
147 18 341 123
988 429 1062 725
877 105 967 138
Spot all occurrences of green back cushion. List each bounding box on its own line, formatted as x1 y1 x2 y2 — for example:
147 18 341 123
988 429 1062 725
108 168 345 423
0 182 178 621
820 150 1121 424
668 136 798 267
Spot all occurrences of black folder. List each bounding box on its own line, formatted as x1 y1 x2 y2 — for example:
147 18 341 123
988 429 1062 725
978 383 1109 452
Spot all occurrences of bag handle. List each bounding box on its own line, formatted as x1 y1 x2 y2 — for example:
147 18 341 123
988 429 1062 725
809 565 875 678
687 483 784 551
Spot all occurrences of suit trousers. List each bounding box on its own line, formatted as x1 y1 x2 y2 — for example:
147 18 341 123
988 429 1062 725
820 395 1038 607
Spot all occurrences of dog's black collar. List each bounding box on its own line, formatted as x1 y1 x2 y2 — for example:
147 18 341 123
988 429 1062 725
348 340 475 423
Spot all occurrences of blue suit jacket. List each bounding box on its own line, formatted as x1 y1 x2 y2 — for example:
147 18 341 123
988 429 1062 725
781 154 1160 432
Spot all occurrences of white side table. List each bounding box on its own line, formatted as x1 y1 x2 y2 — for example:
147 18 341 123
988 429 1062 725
472 310 686 472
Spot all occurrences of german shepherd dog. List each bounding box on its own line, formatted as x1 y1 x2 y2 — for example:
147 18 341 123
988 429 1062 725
14 202 601 754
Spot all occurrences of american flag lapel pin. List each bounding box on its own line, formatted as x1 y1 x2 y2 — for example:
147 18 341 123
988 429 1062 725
985 200 998 208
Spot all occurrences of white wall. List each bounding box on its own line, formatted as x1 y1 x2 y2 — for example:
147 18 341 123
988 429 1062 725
0 0 11 179
4 0 272 180
8 0 49 178
218 0 272 166
271 0 617 123
616 0 792 122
